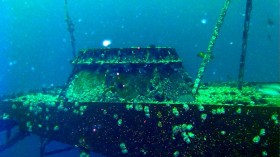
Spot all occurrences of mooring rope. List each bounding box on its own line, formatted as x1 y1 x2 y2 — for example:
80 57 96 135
238 0 252 90
64 0 76 58
192 0 231 95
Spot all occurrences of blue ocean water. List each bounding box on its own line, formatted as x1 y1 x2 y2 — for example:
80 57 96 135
0 0 279 156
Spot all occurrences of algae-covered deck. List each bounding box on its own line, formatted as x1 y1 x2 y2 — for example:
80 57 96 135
1 82 279 156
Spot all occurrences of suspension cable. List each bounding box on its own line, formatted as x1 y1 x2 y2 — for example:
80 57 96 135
238 0 252 90
192 0 231 95
64 0 76 58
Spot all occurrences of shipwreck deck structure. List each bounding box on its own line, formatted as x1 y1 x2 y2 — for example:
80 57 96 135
0 47 279 157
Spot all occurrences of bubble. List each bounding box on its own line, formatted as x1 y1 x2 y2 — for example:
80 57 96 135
201 18 207 24
102 39 111 47
77 18 83 23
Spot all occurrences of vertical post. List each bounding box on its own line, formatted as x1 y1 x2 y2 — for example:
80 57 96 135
65 0 76 58
238 0 253 90
192 0 231 95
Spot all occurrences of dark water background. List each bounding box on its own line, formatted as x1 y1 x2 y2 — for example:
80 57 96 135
0 0 279 156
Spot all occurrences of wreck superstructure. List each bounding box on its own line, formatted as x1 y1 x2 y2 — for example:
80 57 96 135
0 47 279 157
0 0 279 156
